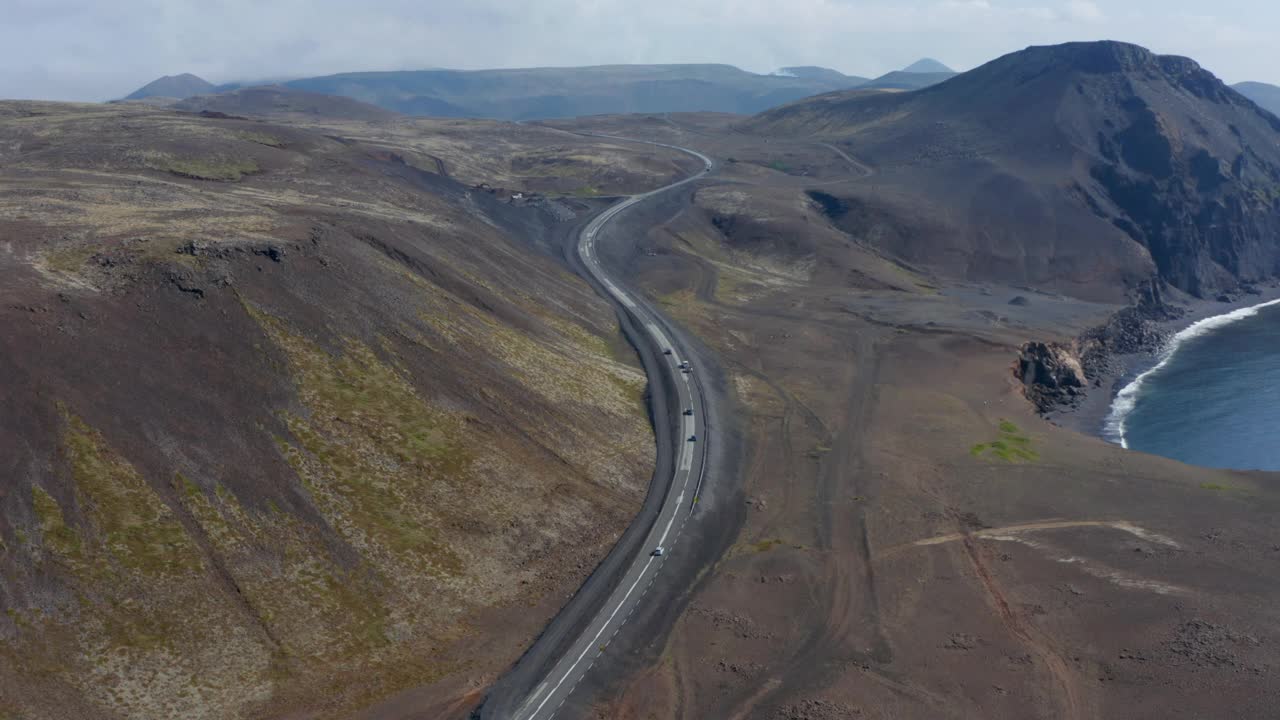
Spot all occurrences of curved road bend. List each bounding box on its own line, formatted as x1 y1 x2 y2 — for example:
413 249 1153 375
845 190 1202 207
481 139 715 720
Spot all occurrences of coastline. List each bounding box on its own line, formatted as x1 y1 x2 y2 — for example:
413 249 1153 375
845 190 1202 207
1047 281 1280 441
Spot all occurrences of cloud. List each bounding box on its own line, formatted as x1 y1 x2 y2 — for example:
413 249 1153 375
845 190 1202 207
0 0 1274 101
1065 0 1105 22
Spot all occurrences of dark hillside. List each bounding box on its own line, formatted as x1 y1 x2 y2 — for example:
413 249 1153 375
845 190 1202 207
0 101 660 718
174 85 402 122
745 41 1280 301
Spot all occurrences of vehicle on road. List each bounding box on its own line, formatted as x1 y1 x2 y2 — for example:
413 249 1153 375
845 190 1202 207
485 136 715 720
683 408 694 416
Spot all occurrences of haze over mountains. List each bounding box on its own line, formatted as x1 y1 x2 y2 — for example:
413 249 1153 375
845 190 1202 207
124 73 215 101
1233 81 1280 117
901 58 954 73
122 58 956 120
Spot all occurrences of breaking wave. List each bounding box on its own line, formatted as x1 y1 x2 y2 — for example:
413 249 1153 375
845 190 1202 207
1104 297 1280 447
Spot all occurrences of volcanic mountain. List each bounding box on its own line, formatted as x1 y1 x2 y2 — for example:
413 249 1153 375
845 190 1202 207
902 57 954 73
125 72 215 100
745 40 1280 301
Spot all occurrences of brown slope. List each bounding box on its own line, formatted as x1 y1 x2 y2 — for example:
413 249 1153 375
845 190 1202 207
0 101 662 718
743 40 1280 302
538 113 1280 720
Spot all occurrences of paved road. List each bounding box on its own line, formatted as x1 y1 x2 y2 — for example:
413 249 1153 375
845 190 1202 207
488 139 715 720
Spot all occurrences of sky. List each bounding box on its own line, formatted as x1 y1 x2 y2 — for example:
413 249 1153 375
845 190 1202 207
2 0 1277 101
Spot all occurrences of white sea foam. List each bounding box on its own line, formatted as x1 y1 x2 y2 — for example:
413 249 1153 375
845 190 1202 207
1104 297 1280 447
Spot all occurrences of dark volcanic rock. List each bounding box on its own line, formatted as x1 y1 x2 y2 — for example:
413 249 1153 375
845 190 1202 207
1017 341 1087 411
748 41 1280 302
1018 280 1183 411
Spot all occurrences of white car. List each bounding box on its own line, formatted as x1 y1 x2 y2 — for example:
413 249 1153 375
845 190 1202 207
652 546 665 556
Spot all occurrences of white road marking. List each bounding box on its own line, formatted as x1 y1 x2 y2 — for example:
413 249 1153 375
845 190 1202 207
523 557 658 719
514 138 714 720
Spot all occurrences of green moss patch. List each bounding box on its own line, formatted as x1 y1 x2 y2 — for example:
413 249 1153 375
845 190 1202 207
62 413 202 575
1199 482 1248 494
247 304 468 576
145 152 259 181
43 243 100 274
753 538 786 552
32 485 81 559
970 420 1039 463
236 131 285 148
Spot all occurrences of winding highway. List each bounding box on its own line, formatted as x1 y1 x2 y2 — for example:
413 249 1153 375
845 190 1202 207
482 139 715 720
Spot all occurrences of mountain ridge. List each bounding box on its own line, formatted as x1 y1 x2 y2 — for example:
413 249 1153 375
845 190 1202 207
744 40 1280 301
283 63 865 119
1233 80 1280 118
124 63 869 120
173 84 402 121
860 69 955 90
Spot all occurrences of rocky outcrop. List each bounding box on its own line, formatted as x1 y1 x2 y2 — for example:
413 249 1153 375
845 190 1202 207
1017 279 1183 412
1017 341 1087 412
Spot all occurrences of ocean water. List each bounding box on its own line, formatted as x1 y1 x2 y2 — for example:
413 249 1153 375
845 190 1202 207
1105 299 1280 471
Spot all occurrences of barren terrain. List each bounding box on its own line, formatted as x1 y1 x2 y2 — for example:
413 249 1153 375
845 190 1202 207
7 39 1280 720
0 101 694 719
536 109 1280 720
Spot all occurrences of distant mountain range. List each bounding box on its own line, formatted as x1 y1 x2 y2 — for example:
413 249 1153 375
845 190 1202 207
171 85 400 122
860 70 957 91
1233 81 1280 117
283 64 866 120
120 58 958 120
